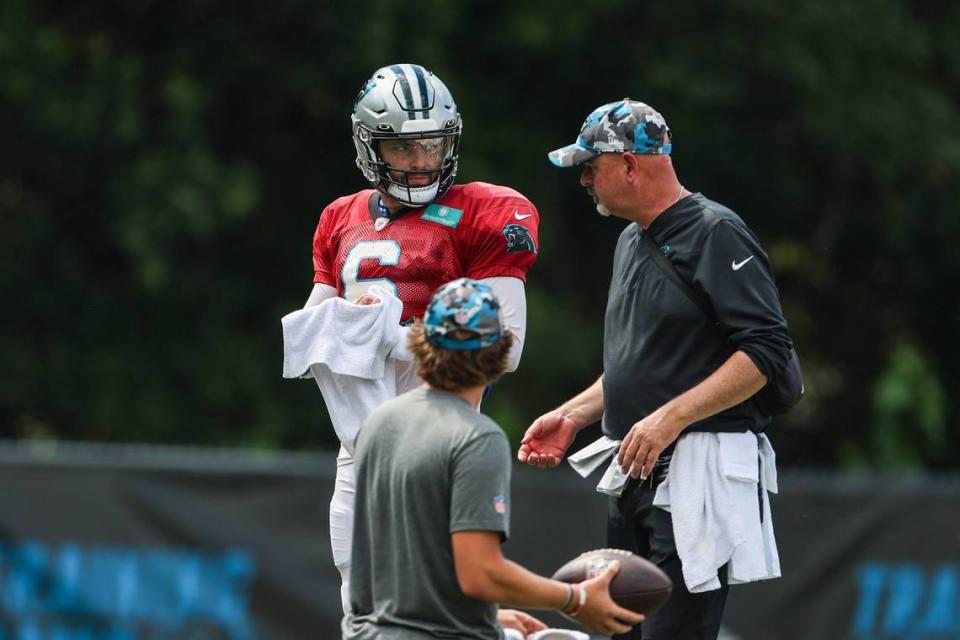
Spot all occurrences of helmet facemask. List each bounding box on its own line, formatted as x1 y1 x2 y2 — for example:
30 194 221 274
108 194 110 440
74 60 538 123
353 125 461 207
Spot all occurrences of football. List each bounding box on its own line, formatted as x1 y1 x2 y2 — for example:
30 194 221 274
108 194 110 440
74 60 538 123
551 548 672 615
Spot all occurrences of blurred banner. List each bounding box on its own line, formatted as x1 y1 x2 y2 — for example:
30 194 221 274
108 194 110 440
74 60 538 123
0 441 957 640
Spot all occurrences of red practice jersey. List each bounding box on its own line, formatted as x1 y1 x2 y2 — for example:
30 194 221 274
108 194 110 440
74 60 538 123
313 182 540 322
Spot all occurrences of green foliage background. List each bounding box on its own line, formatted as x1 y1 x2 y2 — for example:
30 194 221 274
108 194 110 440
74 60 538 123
2 1 958 469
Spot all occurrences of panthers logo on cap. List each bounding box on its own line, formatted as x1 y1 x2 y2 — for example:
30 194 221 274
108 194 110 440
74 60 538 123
502 224 537 254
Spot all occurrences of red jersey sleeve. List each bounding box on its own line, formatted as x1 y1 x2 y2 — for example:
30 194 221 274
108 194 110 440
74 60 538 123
312 205 337 286
460 191 540 281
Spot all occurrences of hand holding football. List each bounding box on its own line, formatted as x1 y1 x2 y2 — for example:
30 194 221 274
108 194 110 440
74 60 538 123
552 548 672 615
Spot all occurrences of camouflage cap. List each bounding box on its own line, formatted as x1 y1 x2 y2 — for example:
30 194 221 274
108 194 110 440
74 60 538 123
548 99 671 167
423 278 503 350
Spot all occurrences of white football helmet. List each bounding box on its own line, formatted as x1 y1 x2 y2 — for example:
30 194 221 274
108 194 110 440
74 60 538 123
351 64 462 207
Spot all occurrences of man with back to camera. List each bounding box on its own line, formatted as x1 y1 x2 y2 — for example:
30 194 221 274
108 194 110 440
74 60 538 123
301 64 540 612
343 278 645 639
518 100 790 639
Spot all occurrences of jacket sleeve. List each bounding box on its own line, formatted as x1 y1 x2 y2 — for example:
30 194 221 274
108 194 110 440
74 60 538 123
693 219 792 381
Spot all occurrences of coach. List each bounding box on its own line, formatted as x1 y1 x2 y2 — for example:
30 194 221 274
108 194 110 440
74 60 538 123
518 99 792 639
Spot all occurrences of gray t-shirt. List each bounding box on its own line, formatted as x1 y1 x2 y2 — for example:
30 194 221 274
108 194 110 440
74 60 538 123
342 386 511 640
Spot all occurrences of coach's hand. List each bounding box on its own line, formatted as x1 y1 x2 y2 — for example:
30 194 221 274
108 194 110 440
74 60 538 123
517 411 581 468
618 404 685 480
497 609 548 636
574 561 645 636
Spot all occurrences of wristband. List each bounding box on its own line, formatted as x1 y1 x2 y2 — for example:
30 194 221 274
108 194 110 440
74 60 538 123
559 583 574 612
569 585 587 617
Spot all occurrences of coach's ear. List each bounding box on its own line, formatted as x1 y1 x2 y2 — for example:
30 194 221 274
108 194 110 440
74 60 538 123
451 530 506 601
621 152 642 183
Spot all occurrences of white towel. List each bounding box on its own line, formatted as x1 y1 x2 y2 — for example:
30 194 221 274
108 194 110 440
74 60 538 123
503 629 589 640
282 286 402 380
653 431 781 593
281 286 405 454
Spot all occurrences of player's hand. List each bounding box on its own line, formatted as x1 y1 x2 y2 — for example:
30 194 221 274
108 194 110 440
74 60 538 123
517 410 581 468
497 609 548 636
353 293 381 305
617 404 685 480
574 561 645 636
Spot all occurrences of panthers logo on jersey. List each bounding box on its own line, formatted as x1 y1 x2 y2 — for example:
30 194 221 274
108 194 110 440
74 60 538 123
502 224 537 254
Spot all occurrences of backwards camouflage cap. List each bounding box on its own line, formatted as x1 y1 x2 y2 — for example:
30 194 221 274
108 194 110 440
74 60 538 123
548 99 671 167
423 278 503 350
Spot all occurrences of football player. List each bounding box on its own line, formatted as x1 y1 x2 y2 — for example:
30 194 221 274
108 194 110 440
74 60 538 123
304 63 540 613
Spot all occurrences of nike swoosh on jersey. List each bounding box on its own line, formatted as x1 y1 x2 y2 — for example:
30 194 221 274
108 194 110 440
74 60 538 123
513 211 532 220
731 256 754 271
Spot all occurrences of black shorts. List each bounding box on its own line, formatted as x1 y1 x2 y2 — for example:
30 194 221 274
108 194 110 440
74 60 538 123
607 472 729 640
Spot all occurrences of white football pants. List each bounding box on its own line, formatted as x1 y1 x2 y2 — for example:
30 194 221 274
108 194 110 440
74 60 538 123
329 361 420 614
330 444 356 614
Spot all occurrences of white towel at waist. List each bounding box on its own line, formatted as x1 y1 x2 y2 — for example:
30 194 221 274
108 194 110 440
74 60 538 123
281 286 406 454
652 431 781 593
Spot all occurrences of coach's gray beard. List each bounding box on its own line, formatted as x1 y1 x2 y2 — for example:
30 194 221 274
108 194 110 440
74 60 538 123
596 202 613 217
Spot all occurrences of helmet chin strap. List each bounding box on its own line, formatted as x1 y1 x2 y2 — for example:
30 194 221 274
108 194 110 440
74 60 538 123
384 181 440 207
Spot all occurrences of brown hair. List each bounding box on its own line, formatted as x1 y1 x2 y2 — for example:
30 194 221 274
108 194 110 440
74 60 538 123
407 321 514 392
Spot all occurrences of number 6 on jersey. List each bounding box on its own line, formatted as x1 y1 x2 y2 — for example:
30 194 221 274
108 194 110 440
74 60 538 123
341 240 401 302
